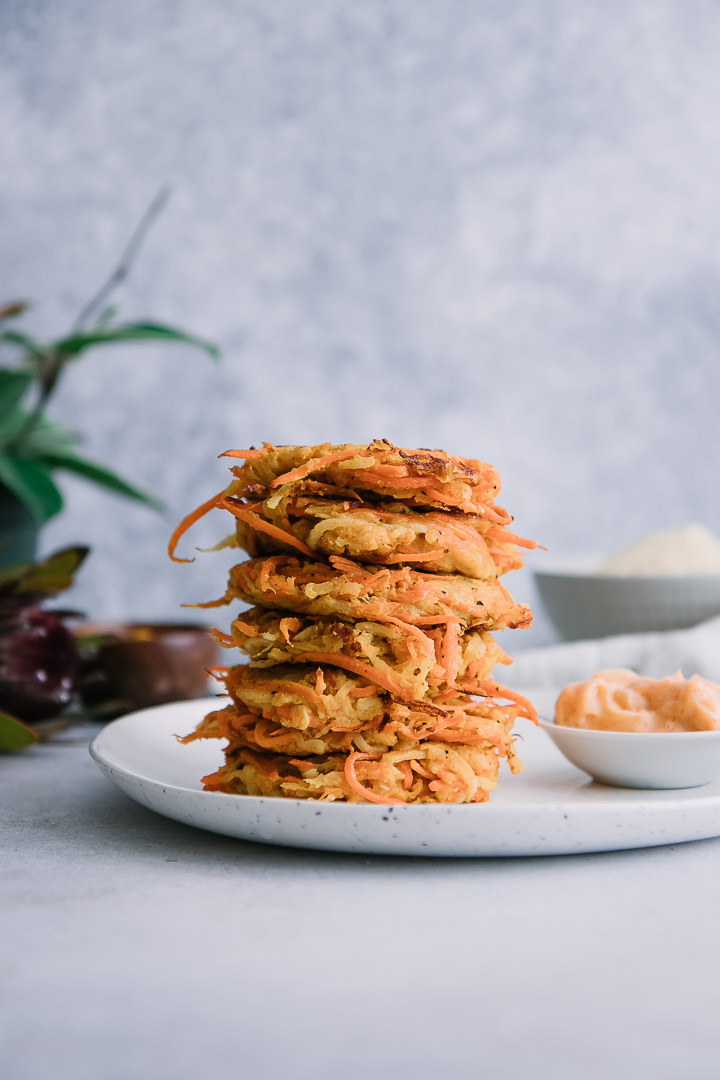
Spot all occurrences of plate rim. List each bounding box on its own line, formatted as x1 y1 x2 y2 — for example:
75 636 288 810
88 699 720 855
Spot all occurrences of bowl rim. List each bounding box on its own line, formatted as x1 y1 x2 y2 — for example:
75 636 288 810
533 569 720 584
539 718 720 741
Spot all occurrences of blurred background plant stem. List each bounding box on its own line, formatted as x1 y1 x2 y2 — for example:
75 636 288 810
0 188 219 565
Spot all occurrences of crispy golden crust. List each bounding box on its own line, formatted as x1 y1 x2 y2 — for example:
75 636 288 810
226 486 533 577
224 663 387 730
184 685 522 757
200 737 520 804
223 440 509 517
219 555 532 630
222 713 515 758
219 608 508 700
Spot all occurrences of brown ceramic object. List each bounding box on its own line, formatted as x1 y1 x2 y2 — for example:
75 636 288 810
75 622 220 712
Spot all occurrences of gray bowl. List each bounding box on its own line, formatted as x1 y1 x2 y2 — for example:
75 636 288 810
534 570 720 641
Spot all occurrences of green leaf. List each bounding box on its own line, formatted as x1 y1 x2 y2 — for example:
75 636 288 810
0 710 36 751
40 451 163 510
0 454 64 523
0 371 33 419
53 322 220 361
7 415 78 458
0 329 45 360
0 409 79 459
8 544 89 595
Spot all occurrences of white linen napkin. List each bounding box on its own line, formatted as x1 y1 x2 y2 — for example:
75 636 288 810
507 614 720 693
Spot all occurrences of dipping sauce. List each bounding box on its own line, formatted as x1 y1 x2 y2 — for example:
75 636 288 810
555 669 720 733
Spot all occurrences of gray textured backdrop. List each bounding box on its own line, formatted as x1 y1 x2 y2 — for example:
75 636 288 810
3 0 720 648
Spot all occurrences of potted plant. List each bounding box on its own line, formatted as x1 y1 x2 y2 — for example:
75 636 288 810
0 188 218 564
0 190 220 749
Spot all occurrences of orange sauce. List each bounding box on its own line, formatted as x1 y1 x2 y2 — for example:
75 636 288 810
555 669 720 733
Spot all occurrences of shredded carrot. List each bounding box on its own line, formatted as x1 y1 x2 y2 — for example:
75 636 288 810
314 667 325 696
186 593 231 610
397 760 414 790
395 583 445 605
410 760 434 780
430 729 500 746
295 652 405 699
228 710 257 733
344 752 403 805
370 616 435 658
364 463 407 477
349 685 380 698
271 449 361 488
210 628 236 647
357 568 394 596
250 723 294 750
440 619 460 685
329 555 362 575
490 550 519 571
431 688 461 705
470 680 538 724
415 486 472 507
168 490 225 563
278 617 301 642
429 768 465 795
218 448 267 459
486 525 538 550
219 498 316 558
361 472 437 491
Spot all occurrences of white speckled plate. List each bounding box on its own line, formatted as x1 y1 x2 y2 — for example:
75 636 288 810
90 699 720 857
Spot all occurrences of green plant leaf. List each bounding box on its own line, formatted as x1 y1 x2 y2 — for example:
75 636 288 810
53 322 220 361
0 411 78 458
6 544 89 595
0 371 34 419
0 410 77 448
0 454 64 523
0 709 36 751
7 415 79 458
0 329 45 360
40 451 163 510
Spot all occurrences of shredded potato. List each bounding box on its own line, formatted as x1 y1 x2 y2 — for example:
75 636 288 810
225 487 536 577
219 609 508 701
183 664 531 745
208 555 532 630
199 738 521 804
174 440 538 805
220 440 507 517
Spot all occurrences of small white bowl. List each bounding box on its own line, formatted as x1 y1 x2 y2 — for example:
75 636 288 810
539 720 720 789
534 569 720 641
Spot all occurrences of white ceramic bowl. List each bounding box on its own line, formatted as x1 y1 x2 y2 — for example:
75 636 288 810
540 720 720 789
534 569 720 641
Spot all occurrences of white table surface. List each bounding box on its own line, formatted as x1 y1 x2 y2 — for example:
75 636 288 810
4 716 720 1080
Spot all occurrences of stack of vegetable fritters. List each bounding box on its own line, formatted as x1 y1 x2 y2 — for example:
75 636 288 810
174 440 537 804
